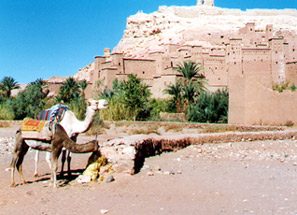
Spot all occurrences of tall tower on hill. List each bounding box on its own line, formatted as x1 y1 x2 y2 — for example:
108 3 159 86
197 0 214 6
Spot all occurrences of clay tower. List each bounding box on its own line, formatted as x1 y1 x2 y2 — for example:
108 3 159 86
197 0 214 6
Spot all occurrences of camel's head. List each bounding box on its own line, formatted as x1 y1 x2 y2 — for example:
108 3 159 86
87 99 108 110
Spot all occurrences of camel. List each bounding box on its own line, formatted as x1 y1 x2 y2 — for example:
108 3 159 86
10 123 99 188
34 99 108 177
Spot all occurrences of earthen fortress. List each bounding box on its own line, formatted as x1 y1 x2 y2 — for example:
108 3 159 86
71 0 297 125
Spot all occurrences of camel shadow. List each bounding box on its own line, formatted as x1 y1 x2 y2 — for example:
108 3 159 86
26 168 85 187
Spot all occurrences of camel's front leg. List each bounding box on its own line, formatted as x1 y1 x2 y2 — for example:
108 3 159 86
51 148 62 188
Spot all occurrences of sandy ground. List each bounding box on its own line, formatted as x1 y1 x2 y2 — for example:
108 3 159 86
1 124 297 215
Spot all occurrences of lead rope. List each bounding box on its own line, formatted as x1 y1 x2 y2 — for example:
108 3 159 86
94 131 99 160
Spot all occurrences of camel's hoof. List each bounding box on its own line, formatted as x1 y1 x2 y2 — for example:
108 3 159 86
10 183 16 187
34 173 39 178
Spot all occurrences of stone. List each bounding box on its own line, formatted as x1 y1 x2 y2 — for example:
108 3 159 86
100 209 109 214
147 171 154 176
164 170 175 175
154 165 161 171
106 175 115 183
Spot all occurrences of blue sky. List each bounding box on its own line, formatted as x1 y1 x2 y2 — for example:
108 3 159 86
0 0 295 84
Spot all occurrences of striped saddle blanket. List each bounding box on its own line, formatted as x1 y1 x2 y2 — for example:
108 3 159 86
37 104 69 122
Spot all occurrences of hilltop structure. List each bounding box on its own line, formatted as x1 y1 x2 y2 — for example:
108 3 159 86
197 0 214 6
70 1 297 125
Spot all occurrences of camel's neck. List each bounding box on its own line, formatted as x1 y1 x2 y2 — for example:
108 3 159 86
63 139 97 153
81 106 96 132
55 124 97 153
66 106 96 135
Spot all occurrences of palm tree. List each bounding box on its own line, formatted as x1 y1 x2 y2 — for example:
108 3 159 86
182 80 196 103
29 78 49 98
175 60 206 94
0 76 20 98
57 77 80 103
163 80 183 112
175 61 203 81
171 61 207 114
30 78 46 87
101 89 114 100
78 80 88 97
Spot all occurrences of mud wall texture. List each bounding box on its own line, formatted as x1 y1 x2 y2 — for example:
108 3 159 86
101 130 297 174
229 74 297 126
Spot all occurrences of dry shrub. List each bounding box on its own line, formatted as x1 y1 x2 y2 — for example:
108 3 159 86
86 114 109 136
0 121 10 128
163 123 183 132
129 124 160 135
199 125 237 133
115 121 132 128
86 127 107 136
284 121 294 127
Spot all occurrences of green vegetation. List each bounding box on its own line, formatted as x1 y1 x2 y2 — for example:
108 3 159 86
272 80 297 93
0 61 229 124
187 88 229 123
99 74 151 121
163 60 228 123
0 103 14 120
7 80 49 119
56 77 80 103
0 76 20 99
164 61 208 114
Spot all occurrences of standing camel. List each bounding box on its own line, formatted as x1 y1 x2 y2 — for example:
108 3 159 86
10 123 99 188
34 99 108 177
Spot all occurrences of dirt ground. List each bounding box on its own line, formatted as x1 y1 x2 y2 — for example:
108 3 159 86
1 124 297 215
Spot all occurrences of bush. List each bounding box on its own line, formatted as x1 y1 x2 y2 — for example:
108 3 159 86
0 102 14 120
100 75 152 121
148 98 172 121
86 112 109 136
187 88 229 123
67 97 87 120
7 84 47 119
272 81 297 93
99 97 138 121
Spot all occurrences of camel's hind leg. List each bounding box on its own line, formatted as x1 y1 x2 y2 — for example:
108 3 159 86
59 149 72 178
34 150 39 177
66 151 72 177
10 135 29 187
59 149 66 178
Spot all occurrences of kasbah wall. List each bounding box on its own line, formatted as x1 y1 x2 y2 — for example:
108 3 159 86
65 0 297 126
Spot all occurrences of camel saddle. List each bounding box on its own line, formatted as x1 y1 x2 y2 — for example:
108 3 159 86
21 118 53 141
37 104 69 122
